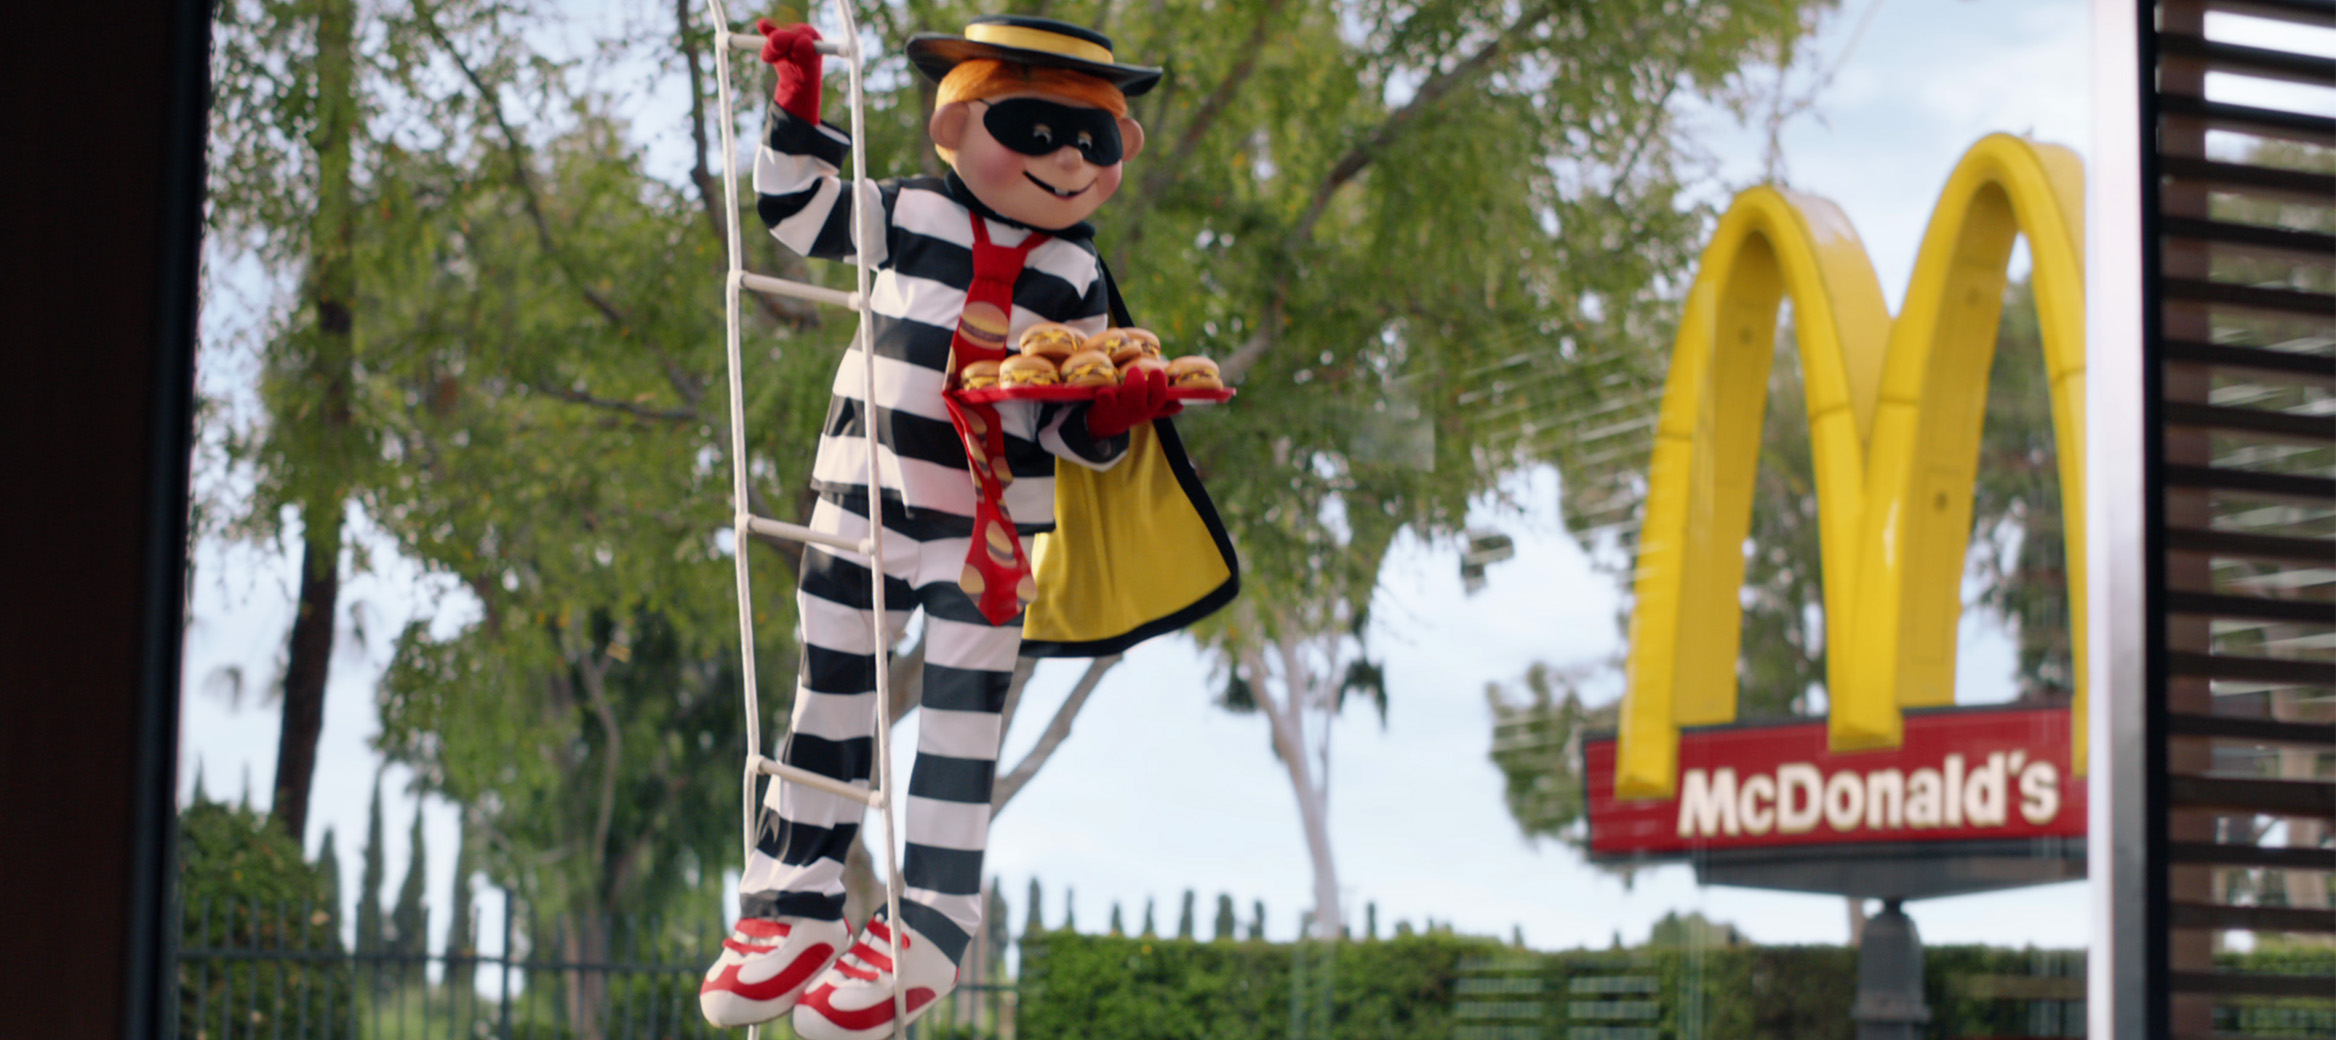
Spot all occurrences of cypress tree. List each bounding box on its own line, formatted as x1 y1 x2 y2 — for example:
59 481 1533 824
1213 894 1236 941
1365 902 1377 941
987 879 1009 950
314 826 342 924
443 817 474 1004
1062 887 1077 933
1108 902 1125 936
1249 899 1265 940
388 804 428 988
1176 890 1195 940
1140 897 1156 938
354 775 386 965
1024 878 1043 937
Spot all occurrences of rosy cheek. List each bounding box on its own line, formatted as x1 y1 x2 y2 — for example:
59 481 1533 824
1089 164 1124 201
958 143 1029 196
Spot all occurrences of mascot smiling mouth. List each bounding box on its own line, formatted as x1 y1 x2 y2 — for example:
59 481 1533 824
1024 172 1091 199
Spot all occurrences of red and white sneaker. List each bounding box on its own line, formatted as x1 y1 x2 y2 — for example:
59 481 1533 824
698 915 850 1028
790 918 958 1040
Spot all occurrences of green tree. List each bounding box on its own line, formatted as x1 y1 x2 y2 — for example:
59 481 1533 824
1027 877 1045 937
315 825 342 921
1214 894 1237 942
209 0 370 848
1128 0 1829 940
388 805 428 989
355 774 386 965
443 815 476 1006
1177 890 1196 940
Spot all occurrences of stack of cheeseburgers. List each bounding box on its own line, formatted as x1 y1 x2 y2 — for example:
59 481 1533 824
959 323 1223 392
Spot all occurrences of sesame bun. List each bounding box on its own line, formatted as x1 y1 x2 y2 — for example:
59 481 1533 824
1166 356 1222 389
1084 327 1163 368
999 354 1060 387
1059 350 1119 387
1017 323 1086 362
960 359 1002 390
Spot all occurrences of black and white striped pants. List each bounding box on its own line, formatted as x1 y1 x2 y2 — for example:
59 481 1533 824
738 492 1016 967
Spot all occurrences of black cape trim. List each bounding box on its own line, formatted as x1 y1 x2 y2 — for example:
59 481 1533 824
1016 259 1241 659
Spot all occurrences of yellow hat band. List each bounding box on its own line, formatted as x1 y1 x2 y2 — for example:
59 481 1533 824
965 24 1115 65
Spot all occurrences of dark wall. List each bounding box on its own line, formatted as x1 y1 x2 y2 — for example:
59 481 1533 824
0 1 210 1036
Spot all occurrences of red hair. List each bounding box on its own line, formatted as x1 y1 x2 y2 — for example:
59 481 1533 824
934 59 1128 163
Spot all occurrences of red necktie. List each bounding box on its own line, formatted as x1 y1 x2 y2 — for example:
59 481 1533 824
940 215 1049 625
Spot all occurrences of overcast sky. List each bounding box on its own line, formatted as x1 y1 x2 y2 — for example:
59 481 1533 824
180 0 2249 974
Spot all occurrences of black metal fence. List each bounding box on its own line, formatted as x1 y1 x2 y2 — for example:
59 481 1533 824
173 898 1017 1040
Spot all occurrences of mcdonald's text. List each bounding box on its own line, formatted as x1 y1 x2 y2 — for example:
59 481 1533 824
1583 706 2086 857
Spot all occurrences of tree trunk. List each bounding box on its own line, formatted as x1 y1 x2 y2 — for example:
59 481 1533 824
270 0 356 844
1254 643 1342 940
561 913 611 1040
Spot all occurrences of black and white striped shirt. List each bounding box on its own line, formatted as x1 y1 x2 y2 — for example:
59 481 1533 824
756 111 1129 532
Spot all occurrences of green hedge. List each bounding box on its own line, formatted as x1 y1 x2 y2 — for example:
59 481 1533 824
1018 933 2330 1040
177 801 356 1040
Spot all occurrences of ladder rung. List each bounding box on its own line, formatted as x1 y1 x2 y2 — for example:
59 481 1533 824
753 756 886 808
719 29 857 59
740 514 872 555
735 270 863 311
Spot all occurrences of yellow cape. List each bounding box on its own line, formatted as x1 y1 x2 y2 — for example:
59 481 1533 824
1020 415 1239 657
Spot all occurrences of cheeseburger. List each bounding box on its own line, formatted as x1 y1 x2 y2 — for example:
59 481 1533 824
1167 356 1223 390
959 359 1002 391
1118 355 1168 381
998 354 1060 388
1059 350 1119 387
1017 323 1085 363
1085 327 1163 368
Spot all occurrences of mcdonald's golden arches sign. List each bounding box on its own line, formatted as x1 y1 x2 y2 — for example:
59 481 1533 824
1586 135 2088 854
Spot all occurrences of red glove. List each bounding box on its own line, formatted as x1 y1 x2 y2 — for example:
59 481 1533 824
1086 367 1184 438
756 19 823 124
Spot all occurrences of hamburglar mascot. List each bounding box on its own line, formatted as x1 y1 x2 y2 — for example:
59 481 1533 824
697 14 1238 1037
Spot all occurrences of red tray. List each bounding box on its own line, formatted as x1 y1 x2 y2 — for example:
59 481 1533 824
950 386 1235 406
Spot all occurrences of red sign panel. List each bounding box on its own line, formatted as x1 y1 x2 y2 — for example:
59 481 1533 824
1584 707 2087 858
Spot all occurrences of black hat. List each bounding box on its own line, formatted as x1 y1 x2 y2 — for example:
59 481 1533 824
906 15 1163 98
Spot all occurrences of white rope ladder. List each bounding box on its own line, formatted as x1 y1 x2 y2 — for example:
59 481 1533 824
705 1 914 1035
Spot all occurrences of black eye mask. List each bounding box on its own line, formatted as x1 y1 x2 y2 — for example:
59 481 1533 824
977 98 1124 166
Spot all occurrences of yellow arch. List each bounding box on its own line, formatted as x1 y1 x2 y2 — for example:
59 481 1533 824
1613 135 2088 800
